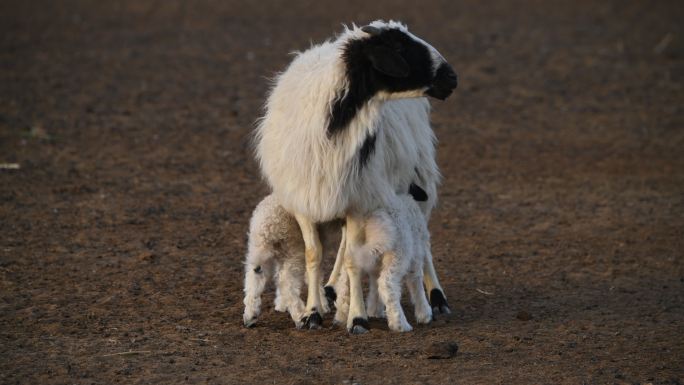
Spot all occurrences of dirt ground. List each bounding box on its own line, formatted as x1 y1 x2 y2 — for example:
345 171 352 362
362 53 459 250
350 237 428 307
1 0 683 384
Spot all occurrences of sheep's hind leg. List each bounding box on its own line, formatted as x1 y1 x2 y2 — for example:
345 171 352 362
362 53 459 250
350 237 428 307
423 250 451 315
344 215 370 334
406 267 432 325
366 270 385 318
324 225 346 310
243 259 272 328
294 214 324 329
277 259 307 329
378 254 412 332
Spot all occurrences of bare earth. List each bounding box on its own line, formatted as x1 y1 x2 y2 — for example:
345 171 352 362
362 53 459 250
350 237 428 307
1 1 683 384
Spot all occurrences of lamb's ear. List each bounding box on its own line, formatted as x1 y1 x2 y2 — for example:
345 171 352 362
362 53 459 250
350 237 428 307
366 46 410 78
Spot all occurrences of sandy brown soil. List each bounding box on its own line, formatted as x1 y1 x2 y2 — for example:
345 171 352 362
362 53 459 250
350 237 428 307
1 1 683 384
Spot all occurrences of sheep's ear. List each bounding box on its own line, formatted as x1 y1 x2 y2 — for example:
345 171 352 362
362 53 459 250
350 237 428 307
361 25 381 36
366 46 410 78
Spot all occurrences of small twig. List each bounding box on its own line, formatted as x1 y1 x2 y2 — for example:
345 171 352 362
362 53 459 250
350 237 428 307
654 33 673 54
0 163 20 170
102 350 152 357
476 288 494 296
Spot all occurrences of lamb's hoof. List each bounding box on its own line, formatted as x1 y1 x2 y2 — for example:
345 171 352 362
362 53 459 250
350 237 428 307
348 317 370 334
301 312 323 330
389 322 413 332
416 311 433 325
324 286 337 309
243 316 258 328
430 289 451 315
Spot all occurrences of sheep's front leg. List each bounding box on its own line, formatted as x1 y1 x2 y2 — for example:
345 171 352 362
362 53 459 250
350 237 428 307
332 266 349 326
344 215 370 334
294 214 324 329
423 249 451 315
324 225 346 309
378 252 412 332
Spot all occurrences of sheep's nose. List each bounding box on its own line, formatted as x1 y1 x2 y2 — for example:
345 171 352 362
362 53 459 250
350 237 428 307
440 63 458 90
426 63 458 100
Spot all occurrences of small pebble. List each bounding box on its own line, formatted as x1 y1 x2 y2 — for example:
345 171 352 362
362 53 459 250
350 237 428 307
516 310 533 321
425 342 458 359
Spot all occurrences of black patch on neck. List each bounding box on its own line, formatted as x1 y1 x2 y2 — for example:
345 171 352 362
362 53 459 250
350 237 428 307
327 39 377 137
409 183 428 202
327 28 434 137
358 133 376 170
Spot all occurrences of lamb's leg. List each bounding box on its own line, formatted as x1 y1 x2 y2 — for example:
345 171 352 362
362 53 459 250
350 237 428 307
406 264 432 325
243 258 272 328
377 252 412 332
272 260 288 312
324 225 346 310
344 215 369 334
423 250 451 315
366 269 385 318
332 266 349 326
276 259 306 329
293 214 324 329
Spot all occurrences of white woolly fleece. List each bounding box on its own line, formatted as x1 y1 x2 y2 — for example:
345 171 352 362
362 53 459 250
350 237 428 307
255 21 441 223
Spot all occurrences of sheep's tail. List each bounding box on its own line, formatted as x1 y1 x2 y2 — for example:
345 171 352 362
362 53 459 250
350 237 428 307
351 210 396 272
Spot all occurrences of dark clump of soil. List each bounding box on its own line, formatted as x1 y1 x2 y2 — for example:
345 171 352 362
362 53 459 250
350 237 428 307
1 1 682 384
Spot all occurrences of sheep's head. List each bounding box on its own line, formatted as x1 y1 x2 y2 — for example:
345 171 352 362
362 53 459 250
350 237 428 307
329 21 457 135
356 22 457 100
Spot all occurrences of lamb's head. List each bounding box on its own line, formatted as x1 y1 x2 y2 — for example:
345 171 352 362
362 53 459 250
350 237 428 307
351 21 458 101
328 20 457 134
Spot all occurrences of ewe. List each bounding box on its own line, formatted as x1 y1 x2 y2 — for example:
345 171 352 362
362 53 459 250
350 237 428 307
255 20 457 332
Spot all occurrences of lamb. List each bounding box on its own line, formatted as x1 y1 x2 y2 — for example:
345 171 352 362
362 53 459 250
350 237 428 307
242 194 308 328
332 193 434 332
255 20 457 332
243 193 432 332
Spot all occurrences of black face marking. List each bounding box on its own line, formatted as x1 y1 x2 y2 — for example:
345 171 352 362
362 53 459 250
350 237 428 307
409 183 428 202
327 27 435 136
358 133 376 170
426 62 458 100
253 265 262 274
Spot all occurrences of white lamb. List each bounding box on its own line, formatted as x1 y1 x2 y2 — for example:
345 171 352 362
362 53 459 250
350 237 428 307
242 194 308 328
255 20 457 332
332 193 434 332
243 193 432 332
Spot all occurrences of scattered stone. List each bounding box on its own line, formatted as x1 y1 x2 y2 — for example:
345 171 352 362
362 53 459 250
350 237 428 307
425 342 458 359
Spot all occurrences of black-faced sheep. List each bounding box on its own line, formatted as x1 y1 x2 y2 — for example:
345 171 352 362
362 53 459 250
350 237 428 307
255 20 457 332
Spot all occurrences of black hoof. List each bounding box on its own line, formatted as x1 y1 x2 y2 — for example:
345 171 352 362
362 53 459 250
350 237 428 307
349 317 370 334
430 289 451 315
244 317 257 328
301 312 323 330
324 286 337 309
